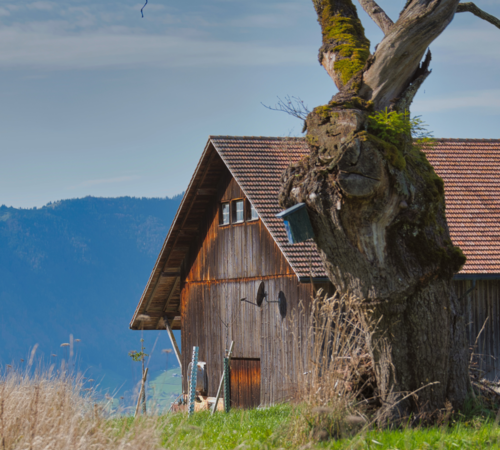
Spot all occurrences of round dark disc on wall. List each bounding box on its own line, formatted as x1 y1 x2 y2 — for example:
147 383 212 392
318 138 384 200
278 291 287 317
256 281 265 307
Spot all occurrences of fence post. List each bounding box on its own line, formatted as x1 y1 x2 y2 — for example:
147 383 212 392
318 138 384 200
211 341 234 415
188 346 199 417
223 357 230 413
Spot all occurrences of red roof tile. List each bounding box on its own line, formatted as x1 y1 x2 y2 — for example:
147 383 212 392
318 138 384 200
426 139 500 275
211 136 500 276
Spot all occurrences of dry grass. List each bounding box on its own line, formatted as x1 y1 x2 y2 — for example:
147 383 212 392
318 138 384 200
287 289 374 444
0 366 164 450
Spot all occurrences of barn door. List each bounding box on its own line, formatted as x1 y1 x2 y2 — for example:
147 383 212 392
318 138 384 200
230 358 261 408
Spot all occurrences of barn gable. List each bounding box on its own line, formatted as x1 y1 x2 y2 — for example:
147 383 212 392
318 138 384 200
130 137 500 332
129 137 324 332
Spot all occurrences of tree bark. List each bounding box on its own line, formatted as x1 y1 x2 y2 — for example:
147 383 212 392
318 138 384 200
279 0 480 420
357 0 393 35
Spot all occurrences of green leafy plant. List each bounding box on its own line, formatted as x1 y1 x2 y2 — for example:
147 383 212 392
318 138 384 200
368 108 433 145
128 348 148 363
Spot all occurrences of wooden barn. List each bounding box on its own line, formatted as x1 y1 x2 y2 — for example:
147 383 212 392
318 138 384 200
130 136 500 407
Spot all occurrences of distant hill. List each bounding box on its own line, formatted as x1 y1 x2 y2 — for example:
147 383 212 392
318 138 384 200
0 196 182 399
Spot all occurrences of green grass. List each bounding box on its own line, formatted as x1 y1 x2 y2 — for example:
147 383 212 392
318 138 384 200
156 404 500 449
161 404 291 449
326 421 500 449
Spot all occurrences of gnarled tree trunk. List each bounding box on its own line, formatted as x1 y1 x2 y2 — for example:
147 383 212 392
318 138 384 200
278 0 500 419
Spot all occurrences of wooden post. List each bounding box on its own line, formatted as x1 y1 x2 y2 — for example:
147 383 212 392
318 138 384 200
134 368 149 418
211 341 234 415
165 317 182 373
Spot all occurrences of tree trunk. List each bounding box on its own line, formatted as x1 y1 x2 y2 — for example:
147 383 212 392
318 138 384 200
280 0 471 419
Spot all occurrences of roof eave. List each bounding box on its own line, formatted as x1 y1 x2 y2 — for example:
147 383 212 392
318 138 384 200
129 137 215 330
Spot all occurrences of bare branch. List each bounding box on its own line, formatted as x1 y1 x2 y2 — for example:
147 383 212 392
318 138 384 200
357 0 394 35
261 96 311 122
457 2 500 30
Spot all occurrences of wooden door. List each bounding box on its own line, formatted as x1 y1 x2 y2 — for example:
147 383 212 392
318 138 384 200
230 358 261 408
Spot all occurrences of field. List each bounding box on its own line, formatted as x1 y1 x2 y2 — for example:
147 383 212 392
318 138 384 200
2 367 500 449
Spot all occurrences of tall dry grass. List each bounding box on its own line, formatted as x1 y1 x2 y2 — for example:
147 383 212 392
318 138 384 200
0 367 164 450
288 289 374 442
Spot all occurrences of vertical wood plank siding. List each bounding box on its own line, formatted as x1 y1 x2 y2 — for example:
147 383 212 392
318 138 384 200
454 279 500 380
230 359 261 409
180 170 331 403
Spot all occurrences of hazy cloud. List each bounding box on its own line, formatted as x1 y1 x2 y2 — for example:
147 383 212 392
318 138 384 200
28 2 57 11
432 26 500 64
413 89 500 113
70 175 141 189
0 25 314 70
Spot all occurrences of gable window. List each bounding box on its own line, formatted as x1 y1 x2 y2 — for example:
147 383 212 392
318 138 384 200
221 202 230 225
248 201 259 221
232 199 244 223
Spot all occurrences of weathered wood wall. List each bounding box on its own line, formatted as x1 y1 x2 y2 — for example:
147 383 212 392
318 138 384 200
180 170 332 404
230 359 261 409
454 279 500 380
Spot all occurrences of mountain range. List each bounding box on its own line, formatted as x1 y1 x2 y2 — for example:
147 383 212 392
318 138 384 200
0 195 183 402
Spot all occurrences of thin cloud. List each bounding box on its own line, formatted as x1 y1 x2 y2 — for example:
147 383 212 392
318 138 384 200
432 26 500 64
69 175 141 189
413 89 500 113
28 2 57 11
0 26 314 70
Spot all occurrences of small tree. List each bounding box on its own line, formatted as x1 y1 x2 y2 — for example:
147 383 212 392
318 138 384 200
129 315 150 415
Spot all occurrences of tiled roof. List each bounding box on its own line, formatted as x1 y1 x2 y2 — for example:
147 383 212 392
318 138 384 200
211 136 326 279
427 139 500 275
211 136 500 276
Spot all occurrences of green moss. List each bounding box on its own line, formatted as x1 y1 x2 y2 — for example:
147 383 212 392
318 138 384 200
333 50 370 85
358 131 406 171
406 145 444 202
341 97 373 111
319 4 370 86
306 134 319 147
314 105 332 120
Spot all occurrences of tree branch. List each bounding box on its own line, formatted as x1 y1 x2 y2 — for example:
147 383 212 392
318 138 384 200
457 2 500 30
311 0 371 90
357 0 394 35
360 0 461 110
261 96 310 122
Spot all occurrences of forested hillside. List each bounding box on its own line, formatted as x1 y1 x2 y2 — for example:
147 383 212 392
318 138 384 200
0 196 182 398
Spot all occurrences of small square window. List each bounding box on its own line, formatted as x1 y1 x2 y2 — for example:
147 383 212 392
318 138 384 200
232 200 244 223
249 203 258 221
221 203 230 225
246 200 259 221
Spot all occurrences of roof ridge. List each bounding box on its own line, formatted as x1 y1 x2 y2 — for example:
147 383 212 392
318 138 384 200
209 135 304 141
435 138 500 142
209 135 500 143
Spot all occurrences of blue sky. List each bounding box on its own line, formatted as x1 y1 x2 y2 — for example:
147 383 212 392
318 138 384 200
1 0 499 208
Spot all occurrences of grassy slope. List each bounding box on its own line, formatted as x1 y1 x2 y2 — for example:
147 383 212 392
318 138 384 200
148 367 183 412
